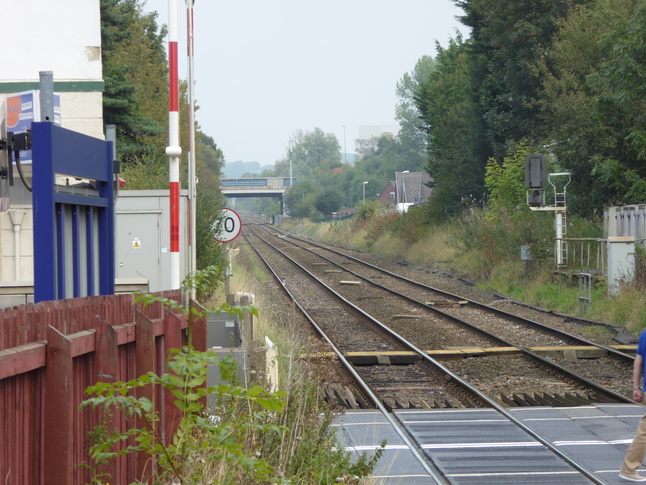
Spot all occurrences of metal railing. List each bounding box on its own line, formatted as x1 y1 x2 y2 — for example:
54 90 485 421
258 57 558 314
556 238 607 275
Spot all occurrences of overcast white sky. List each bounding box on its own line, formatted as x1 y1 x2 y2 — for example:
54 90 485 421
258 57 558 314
142 0 466 167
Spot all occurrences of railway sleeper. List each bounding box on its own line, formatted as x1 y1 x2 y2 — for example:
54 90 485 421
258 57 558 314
324 386 612 411
324 385 371 409
425 300 468 308
382 397 450 411
498 390 595 407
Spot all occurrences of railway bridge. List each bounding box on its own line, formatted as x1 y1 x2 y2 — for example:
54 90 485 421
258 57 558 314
220 177 294 213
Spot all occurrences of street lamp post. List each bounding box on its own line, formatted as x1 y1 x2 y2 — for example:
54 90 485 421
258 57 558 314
362 181 368 203
343 125 347 164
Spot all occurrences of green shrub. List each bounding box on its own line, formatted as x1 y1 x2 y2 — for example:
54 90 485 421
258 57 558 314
356 200 380 221
82 266 383 484
389 206 430 244
449 207 554 279
484 140 531 214
81 348 287 485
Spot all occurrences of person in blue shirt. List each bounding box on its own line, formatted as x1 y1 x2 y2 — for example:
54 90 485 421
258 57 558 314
620 329 646 482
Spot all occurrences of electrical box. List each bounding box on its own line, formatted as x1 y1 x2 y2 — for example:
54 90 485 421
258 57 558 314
207 348 247 388
206 311 245 388
520 245 531 261
207 311 241 348
607 237 635 296
115 190 189 292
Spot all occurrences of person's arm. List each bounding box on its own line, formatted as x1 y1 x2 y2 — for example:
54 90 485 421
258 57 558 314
633 354 643 402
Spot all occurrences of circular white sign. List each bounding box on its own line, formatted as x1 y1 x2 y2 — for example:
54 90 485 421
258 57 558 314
214 208 242 242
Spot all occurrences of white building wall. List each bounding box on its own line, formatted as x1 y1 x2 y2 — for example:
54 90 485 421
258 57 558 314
56 91 104 139
0 0 104 285
3 0 102 82
0 208 34 282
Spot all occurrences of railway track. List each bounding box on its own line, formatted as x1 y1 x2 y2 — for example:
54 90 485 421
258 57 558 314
250 222 635 400
238 218 636 484
237 218 644 484
242 221 632 409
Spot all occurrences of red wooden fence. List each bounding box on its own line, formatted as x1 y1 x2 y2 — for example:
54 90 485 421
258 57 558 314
0 291 206 485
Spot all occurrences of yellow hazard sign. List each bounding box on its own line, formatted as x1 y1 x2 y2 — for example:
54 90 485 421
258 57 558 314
133 237 141 248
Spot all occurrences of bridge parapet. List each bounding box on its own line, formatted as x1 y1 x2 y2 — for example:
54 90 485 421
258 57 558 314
221 177 295 190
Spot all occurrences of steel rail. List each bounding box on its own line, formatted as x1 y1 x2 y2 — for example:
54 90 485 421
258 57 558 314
243 223 607 485
240 227 449 484
261 222 634 364
252 222 632 405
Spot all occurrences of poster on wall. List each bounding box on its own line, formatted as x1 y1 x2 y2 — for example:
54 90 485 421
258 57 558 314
5 90 61 164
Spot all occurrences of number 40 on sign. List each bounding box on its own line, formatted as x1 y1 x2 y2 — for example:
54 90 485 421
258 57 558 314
214 208 242 243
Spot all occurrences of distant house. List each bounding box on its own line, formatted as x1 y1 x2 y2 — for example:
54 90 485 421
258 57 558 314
395 171 433 212
377 181 396 205
377 172 433 212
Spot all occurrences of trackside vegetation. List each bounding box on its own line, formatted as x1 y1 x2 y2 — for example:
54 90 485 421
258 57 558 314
281 202 646 336
81 267 382 484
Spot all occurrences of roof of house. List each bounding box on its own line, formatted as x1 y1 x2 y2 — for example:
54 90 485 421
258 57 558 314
394 171 433 205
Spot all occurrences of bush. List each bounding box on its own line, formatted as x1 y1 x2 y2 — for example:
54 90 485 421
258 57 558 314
81 347 287 485
449 207 554 280
389 206 430 244
356 200 380 221
82 267 383 484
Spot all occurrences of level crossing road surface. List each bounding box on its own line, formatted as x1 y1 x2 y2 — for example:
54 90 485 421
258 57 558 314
333 403 645 484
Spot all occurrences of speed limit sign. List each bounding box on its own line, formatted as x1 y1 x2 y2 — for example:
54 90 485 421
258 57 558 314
214 208 242 242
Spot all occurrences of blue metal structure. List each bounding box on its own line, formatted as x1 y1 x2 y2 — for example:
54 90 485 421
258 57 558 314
31 122 115 302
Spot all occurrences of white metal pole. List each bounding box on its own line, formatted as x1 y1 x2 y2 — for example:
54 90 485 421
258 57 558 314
167 0 182 290
186 0 197 298
556 211 563 267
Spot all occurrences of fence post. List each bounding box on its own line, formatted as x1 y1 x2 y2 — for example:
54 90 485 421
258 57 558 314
96 315 118 382
135 311 156 482
191 300 207 352
44 326 73 485
163 310 184 442
94 314 124 482
240 294 254 347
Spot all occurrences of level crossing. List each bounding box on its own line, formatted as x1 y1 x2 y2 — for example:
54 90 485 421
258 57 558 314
336 403 645 484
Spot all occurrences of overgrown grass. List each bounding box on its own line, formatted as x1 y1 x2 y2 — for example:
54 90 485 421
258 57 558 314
216 239 381 484
281 208 646 336
232 244 272 285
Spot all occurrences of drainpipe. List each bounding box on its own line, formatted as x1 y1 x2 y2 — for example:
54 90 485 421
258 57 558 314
8 209 25 280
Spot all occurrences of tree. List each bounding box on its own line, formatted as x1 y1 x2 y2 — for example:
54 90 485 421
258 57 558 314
100 0 166 164
586 0 646 204
395 56 435 170
537 0 640 215
272 128 341 179
314 188 345 216
285 180 319 218
416 37 489 220
194 133 226 294
453 0 587 156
